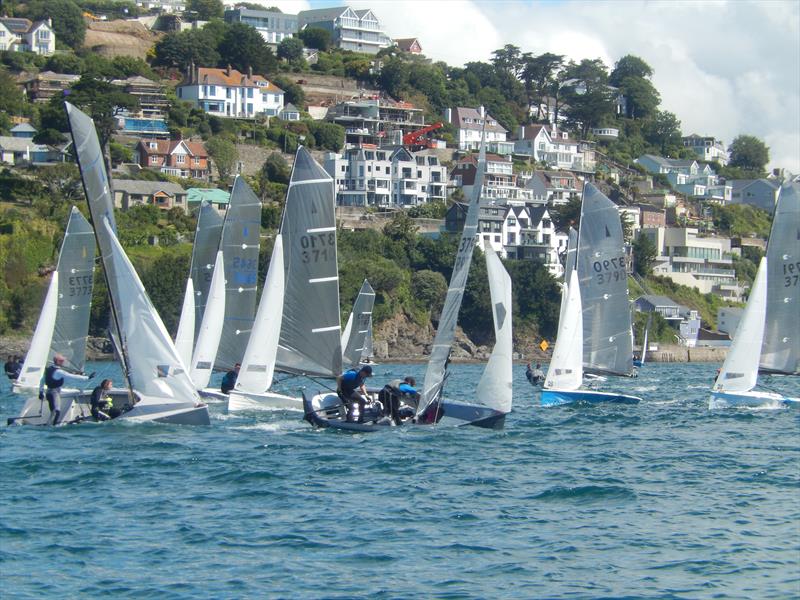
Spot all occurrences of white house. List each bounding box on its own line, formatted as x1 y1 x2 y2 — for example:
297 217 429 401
514 124 595 172
682 134 728 166
0 17 55 55
636 154 731 204
444 107 511 153
525 170 583 206
177 66 284 119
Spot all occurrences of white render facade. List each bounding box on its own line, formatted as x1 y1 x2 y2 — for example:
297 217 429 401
445 107 510 152
298 7 392 55
514 124 596 172
0 18 55 55
177 67 284 119
682 134 729 166
324 146 447 208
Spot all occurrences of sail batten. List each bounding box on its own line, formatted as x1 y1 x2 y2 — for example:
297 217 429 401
576 183 633 377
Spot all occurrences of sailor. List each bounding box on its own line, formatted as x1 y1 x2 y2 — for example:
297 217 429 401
39 354 94 425
90 379 116 421
221 363 240 394
526 363 545 386
336 364 373 423
5 355 20 381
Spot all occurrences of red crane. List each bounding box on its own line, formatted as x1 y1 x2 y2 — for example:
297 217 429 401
402 122 444 148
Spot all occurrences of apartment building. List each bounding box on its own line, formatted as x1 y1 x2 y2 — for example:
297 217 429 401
177 66 284 118
112 76 169 119
326 99 425 146
298 6 392 54
324 146 447 208
451 153 532 204
224 7 297 45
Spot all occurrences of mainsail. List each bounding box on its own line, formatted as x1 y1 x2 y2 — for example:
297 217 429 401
235 234 285 394
544 269 583 391
714 257 768 393
190 200 224 341
190 250 225 389
215 177 261 370
342 279 375 368
275 147 342 378
418 137 485 415
760 182 799 375
361 318 374 362
576 183 633 376
174 278 195 368
474 249 513 413
558 227 578 327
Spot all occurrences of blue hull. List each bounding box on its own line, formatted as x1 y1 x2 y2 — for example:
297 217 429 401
633 360 644 368
541 389 642 407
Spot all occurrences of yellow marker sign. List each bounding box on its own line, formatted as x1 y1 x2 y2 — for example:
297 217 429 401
539 340 549 352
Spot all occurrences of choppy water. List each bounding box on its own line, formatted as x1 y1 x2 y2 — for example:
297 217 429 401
1 362 798 599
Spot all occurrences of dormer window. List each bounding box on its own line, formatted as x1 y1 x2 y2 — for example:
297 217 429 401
149 142 158 149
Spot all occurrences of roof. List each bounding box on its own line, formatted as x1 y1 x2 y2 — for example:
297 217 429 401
527 205 548 225
449 107 507 134
28 71 80 83
138 139 208 158
112 179 186 195
298 7 351 24
394 38 420 51
281 103 300 113
10 123 36 133
186 188 230 205
0 17 33 33
0 136 49 152
517 124 546 140
636 294 682 309
182 67 283 93
730 178 779 192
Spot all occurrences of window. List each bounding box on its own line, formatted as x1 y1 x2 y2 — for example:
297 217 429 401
247 88 254 99
226 88 231 99
209 85 216 96
247 103 253 114
494 235 501 243
177 88 182 98
507 232 516 245
175 154 186 164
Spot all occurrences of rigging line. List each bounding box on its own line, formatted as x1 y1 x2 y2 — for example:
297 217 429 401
306 375 337 393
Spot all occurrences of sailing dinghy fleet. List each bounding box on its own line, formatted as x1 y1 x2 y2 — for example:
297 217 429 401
4 107 798 428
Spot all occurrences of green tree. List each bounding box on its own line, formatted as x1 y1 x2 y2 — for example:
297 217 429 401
411 269 447 316
491 44 524 78
206 136 238 180
549 196 582 232
24 0 86 49
66 75 139 147
521 52 564 120
560 58 616 137
643 110 683 155
728 135 769 175
271 75 305 107
259 152 290 185
298 27 331 51
609 55 653 85
188 0 223 20
632 233 657 276
153 28 221 70
277 37 304 62
218 22 277 75
44 53 82 74
308 121 344 151
0 68 24 115
378 57 409 98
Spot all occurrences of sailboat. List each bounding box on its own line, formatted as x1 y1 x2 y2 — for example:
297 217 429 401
304 132 514 430
542 183 641 405
341 279 375 368
65 102 209 425
633 314 651 368
227 147 341 411
710 257 798 408
9 207 98 425
760 182 799 377
360 317 377 365
189 250 226 398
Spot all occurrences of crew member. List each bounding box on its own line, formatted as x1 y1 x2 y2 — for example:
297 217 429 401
221 363 240 394
39 354 94 425
337 365 373 423
5 355 20 381
90 379 116 421
529 363 545 385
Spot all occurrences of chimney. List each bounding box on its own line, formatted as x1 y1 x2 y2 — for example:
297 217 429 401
444 107 451 125
226 64 232 76
248 65 253 78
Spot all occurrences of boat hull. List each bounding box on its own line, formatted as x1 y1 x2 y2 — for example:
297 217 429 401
541 388 642 407
198 388 229 402
227 389 301 411
118 402 211 425
633 360 644 368
708 389 797 409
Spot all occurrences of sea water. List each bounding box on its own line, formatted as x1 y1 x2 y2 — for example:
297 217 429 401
1 362 798 599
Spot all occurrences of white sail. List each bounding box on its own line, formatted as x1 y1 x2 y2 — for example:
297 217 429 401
544 269 583 391
235 235 285 394
714 257 768 393
190 250 226 389
174 278 195 369
103 218 201 408
342 279 375 368
361 317 374 362
641 318 649 365
558 227 578 329
474 249 513 413
418 134 486 415
341 313 353 356
16 273 59 389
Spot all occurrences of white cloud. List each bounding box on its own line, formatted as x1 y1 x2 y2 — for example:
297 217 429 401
335 0 798 171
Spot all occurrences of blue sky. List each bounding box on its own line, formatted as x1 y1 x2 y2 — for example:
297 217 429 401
251 1 800 171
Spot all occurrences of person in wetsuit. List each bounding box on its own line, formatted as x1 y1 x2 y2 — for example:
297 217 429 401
90 379 118 421
5 355 20 381
221 363 240 394
380 376 420 424
336 365 373 423
39 354 94 425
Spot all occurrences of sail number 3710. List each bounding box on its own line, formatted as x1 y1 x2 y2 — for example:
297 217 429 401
300 232 336 264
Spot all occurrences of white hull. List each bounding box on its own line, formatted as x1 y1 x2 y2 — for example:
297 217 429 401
227 389 301 411
198 388 229 402
119 403 210 425
709 389 797 409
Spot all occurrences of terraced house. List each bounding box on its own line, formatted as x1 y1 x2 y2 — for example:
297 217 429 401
177 66 284 119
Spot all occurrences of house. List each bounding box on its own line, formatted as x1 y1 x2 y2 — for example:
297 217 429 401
634 295 685 324
135 0 185 12
10 123 36 139
514 124 595 172
682 134 728 166
177 65 284 119
298 6 393 55
451 153 531 203
638 227 745 300
326 98 425 147
636 154 731 203
22 71 80 103
444 107 511 153
224 7 298 45
0 17 55 55
0 136 63 165
525 170 583 205
278 103 301 121
717 307 743 336
187 188 230 214
112 179 188 212
394 37 422 54
134 139 210 181
637 203 667 228
444 200 567 274
729 179 781 214
324 145 447 207
112 76 169 119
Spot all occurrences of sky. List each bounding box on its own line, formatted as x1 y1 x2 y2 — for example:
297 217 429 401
244 0 800 172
